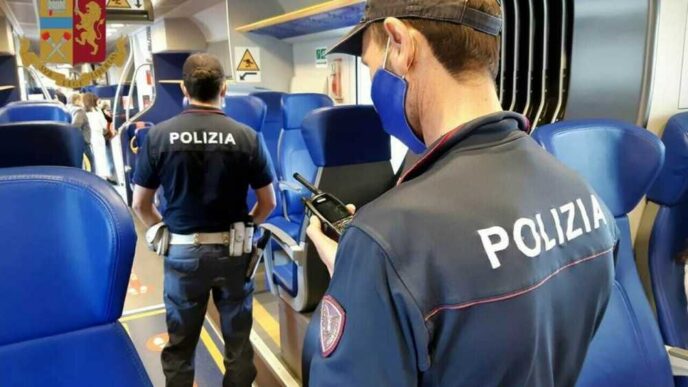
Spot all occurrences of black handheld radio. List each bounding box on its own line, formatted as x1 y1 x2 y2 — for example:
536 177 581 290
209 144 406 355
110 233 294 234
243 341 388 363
294 173 353 240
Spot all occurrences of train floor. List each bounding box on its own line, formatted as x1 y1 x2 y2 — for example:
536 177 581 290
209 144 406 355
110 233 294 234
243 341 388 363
122 214 295 387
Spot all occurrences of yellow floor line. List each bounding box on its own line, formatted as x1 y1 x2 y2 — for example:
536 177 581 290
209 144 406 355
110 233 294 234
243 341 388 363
200 327 226 373
120 307 166 322
252 299 280 346
121 322 131 337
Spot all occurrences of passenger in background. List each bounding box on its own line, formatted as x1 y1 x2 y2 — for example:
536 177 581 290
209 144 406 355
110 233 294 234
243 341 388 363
99 100 119 184
55 90 67 105
304 0 618 386
83 93 112 180
131 53 276 387
66 93 94 171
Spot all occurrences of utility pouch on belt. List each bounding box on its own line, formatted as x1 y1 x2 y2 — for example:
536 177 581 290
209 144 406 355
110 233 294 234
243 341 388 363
229 221 255 257
145 222 170 256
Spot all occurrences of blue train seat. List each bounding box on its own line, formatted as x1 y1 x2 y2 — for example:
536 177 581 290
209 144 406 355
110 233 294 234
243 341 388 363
0 167 151 386
646 113 688 386
262 105 395 312
0 101 71 123
278 94 333 225
120 121 154 205
224 95 282 216
0 122 84 168
250 92 285 177
533 120 673 386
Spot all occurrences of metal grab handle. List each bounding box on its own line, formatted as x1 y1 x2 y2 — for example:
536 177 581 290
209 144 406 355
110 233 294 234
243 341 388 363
126 63 153 123
18 66 51 101
112 36 134 132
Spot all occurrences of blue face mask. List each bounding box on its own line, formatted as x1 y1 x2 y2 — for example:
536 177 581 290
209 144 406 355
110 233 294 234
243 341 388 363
370 39 427 154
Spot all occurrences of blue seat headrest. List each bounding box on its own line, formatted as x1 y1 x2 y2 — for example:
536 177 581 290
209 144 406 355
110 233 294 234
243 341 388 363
224 96 267 132
6 100 63 106
0 167 136 345
533 119 665 216
0 122 84 168
250 92 286 123
302 106 391 167
648 113 688 206
282 93 333 130
0 103 71 123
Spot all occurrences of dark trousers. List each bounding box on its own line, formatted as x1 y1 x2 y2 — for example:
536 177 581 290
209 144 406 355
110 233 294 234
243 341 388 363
162 245 256 387
84 143 95 173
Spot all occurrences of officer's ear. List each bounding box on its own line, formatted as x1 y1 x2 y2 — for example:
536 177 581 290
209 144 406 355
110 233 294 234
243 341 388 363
180 83 190 100
382 17 417 77
220 82 227 98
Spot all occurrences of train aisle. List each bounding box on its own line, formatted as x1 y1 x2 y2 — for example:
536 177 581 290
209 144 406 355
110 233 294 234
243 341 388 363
121 214 292 386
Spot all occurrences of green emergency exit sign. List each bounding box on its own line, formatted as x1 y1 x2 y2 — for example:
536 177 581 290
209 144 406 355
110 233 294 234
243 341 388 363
316 48 327 67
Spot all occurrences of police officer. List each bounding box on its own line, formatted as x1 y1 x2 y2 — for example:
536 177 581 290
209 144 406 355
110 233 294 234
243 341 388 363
132 53 276 387
303 1 618 386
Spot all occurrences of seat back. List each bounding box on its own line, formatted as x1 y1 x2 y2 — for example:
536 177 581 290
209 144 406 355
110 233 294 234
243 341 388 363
646 113 688 358
274 105 395 312
280 93 333 221
250 92 285 177
0 167 137 346
224 95 267 131
0 122 84 168
0 101 71 123
533 120 672 386
120 121 154 205
224 95 281 214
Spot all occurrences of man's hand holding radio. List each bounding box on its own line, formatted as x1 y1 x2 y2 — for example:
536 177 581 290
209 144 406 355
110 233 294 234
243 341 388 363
307 204 356 277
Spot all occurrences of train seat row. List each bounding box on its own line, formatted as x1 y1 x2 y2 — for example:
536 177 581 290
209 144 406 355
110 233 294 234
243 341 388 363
3 98 688 385
261 104 395 311
0 122 84 168
0 102 152 385
645 113 688 387
533 120 674 386
0 167 152 386
0 100 71 124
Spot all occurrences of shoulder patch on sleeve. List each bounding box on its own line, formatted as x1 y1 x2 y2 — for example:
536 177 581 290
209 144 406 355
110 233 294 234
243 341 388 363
321 295 346 357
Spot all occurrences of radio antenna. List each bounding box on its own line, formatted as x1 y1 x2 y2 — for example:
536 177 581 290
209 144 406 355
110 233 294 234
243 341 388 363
293 173 322 195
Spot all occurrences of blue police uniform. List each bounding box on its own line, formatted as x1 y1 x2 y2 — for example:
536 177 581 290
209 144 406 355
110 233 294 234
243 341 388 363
134 105 274 387
304 112 618 386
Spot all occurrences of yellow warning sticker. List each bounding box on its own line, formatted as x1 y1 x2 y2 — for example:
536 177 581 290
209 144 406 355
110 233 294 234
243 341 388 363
237 49 260 71
235 47 261 83
107 0 130 9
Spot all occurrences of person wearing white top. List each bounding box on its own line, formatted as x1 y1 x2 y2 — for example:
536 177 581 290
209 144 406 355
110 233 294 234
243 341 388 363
83 93 111 179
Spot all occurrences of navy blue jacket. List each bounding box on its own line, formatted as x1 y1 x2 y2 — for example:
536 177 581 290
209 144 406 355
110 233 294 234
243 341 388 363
305 112 618 386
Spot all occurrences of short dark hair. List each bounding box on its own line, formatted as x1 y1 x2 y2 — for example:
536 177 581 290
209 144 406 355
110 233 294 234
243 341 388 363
370 0 501 79
182 53 225 102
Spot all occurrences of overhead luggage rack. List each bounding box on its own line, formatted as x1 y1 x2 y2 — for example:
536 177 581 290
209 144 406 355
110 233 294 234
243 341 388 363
235 0 366 40
106 0 155 24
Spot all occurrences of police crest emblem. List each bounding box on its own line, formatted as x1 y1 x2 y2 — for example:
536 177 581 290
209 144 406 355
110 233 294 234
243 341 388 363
320 295 346 357
18 0 128 89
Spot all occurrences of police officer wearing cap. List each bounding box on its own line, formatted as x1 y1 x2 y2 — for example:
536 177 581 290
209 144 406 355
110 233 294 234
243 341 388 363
303 1 618 386
132 53 276 387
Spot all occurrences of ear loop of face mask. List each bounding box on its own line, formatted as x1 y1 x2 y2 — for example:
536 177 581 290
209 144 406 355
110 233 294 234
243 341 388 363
382 37 406 80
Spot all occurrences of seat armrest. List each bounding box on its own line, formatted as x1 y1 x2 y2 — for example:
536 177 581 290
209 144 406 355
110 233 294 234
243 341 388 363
278 180 303 193
258 223 307 296
667 346 688 376
259 224 306 265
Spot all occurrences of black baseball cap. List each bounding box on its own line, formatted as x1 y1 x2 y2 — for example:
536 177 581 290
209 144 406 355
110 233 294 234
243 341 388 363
328 0 503 56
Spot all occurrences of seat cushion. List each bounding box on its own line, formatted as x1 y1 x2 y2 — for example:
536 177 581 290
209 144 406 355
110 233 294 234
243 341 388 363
0 323 152 387
268 215 301 240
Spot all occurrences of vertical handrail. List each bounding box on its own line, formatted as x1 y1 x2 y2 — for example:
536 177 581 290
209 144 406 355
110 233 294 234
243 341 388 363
112 36 135 132
125 63 152 123
18 65 51 100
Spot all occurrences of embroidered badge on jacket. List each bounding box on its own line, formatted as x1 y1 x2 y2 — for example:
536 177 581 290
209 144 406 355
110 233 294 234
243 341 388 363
321 295 346 357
